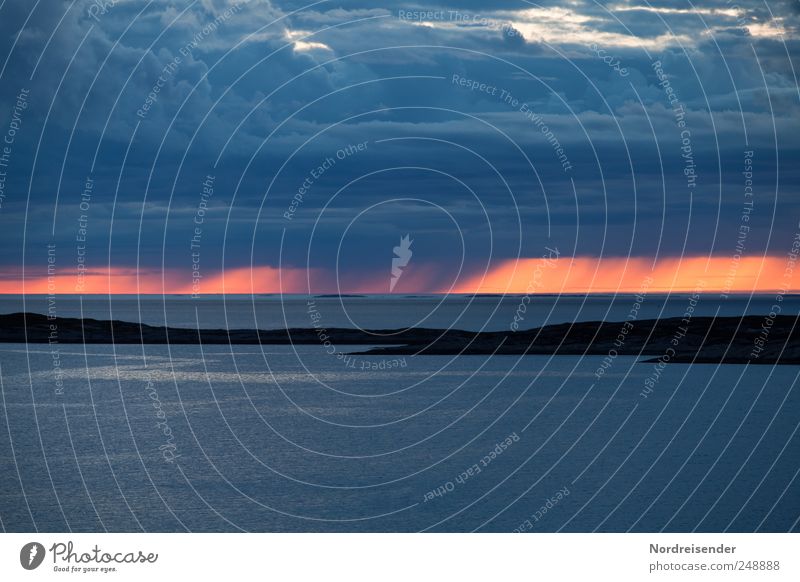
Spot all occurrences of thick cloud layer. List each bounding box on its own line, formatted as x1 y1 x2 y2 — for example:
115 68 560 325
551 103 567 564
0 0 797 292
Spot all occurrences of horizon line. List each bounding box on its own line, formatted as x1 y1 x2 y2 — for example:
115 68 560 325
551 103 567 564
0 255 796 295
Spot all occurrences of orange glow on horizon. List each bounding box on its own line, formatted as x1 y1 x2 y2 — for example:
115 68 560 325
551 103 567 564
0 266 312 295
451 255 797 294
0 256 795 295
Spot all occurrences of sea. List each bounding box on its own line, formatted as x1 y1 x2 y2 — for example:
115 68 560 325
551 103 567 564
0 294 798 532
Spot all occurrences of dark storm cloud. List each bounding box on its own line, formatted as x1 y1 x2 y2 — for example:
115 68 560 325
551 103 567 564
0 0 798 284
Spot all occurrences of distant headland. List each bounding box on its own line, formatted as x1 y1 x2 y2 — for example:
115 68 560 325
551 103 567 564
0 312 797 365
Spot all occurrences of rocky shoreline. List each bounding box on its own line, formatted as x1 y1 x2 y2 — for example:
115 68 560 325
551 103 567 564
1 312 797 364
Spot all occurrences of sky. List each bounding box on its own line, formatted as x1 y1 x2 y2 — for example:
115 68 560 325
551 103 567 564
0 0 798 294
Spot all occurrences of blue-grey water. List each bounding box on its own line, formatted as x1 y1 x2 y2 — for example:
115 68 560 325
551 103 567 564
0 295 798 532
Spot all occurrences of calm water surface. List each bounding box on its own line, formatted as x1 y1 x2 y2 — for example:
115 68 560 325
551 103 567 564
0 295 798 531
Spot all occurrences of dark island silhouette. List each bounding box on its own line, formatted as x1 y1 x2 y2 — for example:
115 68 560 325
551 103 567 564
1 312 798 364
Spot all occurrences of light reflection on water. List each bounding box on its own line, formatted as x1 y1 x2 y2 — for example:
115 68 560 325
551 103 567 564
1 337 798 532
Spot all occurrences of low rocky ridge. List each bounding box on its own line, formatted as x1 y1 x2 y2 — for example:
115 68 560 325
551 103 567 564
1 312 797 364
